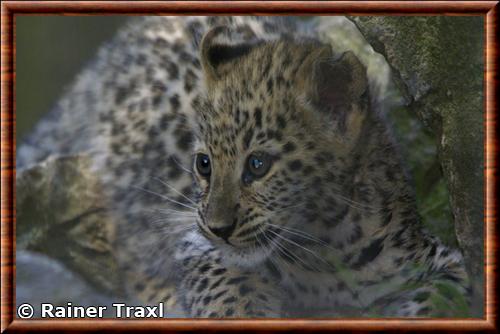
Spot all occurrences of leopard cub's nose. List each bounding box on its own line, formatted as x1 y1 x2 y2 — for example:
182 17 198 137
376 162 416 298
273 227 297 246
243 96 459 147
208 223 236 241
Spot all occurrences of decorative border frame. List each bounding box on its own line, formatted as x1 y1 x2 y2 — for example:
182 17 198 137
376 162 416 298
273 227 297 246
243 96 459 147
1 1 497 332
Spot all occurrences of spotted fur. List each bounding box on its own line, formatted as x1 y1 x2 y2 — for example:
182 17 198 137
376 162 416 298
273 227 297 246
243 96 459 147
18 16 470 317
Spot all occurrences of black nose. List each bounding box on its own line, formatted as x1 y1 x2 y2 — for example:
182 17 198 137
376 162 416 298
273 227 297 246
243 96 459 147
208 223 236 240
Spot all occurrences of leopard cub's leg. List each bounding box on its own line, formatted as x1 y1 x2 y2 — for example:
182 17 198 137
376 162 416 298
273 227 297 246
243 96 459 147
178 249 283 318
375 242 471 317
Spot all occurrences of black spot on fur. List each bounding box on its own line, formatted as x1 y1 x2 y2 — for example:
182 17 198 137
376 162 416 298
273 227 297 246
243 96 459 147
267 78 273 93
288 159 303 171
348 225 363 243
169 94 180 112
352 236 386 269
184 68 198 93
222 296 237 304
196 278 209 293
199 263 211 274
227 276 248 285
176 130 193 151
239 285 253 296
274 131 283 141
152 95 163 107
254 108 262 128
165 60 179 80
115 87 128 105
243 129 254 150
207 43 255 68
212 268 227 276
283 142 296 153
276 115 286 129
212 289 228 301
257 294 268 302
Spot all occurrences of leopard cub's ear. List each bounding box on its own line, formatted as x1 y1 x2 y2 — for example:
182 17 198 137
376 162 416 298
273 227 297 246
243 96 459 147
298 47 368 133
200 25 261 84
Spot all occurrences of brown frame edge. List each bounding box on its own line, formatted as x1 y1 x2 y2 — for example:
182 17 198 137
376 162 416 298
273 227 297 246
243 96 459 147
1 1 498 332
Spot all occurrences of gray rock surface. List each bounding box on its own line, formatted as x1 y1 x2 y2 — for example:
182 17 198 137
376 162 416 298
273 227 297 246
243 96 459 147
16 250 118 318
16 155 125 300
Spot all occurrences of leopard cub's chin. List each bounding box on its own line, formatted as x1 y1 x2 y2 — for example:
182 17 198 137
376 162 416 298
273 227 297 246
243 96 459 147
218 243 270 268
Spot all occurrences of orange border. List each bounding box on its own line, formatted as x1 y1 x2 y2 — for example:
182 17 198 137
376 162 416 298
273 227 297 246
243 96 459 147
1 1 498 332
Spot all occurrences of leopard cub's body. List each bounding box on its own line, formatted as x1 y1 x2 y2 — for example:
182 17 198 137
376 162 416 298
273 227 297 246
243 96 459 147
18 16 470 317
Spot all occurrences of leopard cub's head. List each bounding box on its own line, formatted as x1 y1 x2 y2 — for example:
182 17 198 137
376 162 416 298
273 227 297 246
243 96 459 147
192 25 368 267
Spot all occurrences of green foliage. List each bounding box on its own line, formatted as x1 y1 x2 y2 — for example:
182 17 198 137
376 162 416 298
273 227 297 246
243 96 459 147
388 106 457 247
432 281 469 317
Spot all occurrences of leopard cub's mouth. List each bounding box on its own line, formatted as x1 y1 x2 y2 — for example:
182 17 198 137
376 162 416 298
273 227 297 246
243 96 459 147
195 216 277 267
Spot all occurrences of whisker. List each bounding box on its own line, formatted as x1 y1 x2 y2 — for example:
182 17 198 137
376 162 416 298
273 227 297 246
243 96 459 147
331 192 380 212
266 228 333 272
254 230 283 275
170 155 193 175
149 217 196 228
273 202 306 213
150 206 196 214
154 210 197 217
266 223 336 252
132 185 197 210
153 177 197 206
145 208 197 220
154 224 197 235
260 226 311 271
263 224 365 308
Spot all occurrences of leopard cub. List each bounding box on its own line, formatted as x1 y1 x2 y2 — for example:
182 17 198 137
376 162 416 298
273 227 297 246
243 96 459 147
18 16 470 317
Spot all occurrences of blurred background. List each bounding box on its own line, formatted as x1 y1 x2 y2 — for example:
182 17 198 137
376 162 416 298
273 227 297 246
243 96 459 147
16 16 127 142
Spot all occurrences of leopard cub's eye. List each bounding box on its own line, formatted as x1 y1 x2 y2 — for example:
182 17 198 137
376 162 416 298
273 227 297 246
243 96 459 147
247 153 272 178
196 153 211 177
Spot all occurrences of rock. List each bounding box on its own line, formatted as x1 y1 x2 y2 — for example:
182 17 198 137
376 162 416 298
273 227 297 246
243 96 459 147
16 250 119 318
349 16 484 316
16 155 125 298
